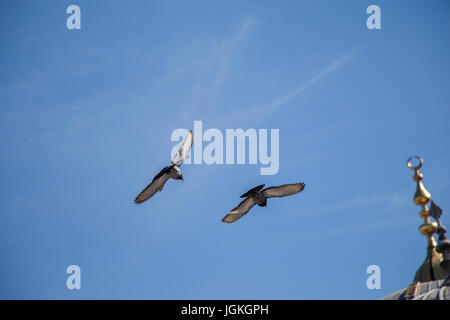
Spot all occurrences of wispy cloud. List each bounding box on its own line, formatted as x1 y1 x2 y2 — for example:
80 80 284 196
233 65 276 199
158 17 261 128
310 189 419 237
165 17 258 104
313 190 410 216
265 48 359 114
323 214 417 237
211 17 259 92
221 48 360 125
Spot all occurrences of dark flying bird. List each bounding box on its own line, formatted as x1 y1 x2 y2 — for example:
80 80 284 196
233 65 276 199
222 182 306 223
134 130 193 204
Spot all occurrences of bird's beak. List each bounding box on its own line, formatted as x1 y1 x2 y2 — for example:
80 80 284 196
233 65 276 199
181 175 184 181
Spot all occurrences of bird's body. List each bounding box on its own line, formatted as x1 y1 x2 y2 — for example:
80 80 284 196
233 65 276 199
240 184 267 207
134 130 193 204
222 182 306 223
254 193 267 207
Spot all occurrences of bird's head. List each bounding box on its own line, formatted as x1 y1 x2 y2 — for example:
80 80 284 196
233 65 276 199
172 166 183 180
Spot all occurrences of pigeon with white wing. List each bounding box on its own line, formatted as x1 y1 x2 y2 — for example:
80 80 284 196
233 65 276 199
222 182 306 223
134 130 193 204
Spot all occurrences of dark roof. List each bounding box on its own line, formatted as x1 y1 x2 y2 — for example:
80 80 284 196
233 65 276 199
382 277 450 300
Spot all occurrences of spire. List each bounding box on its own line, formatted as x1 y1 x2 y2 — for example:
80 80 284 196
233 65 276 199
406 156 445 282
381 157 450 299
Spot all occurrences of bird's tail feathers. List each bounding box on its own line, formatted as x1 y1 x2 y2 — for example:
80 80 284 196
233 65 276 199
222 214 235 223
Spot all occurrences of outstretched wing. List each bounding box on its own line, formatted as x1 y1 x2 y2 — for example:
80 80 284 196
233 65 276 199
262 182 305 198
172 130 193 166
134 168 170 204
222 197 257 223
240 184 265 198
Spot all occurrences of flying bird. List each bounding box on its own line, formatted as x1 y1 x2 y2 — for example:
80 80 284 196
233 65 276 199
134 130 193 204
222 182 306 223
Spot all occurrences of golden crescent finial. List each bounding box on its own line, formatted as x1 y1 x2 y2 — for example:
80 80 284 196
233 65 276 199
407 156 423 171
407 156 437 247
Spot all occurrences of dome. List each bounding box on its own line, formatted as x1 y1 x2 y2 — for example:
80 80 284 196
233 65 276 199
382 278 450 300
413 244 445 283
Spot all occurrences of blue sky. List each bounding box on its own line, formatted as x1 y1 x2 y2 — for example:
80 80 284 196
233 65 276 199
1 0 449 299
